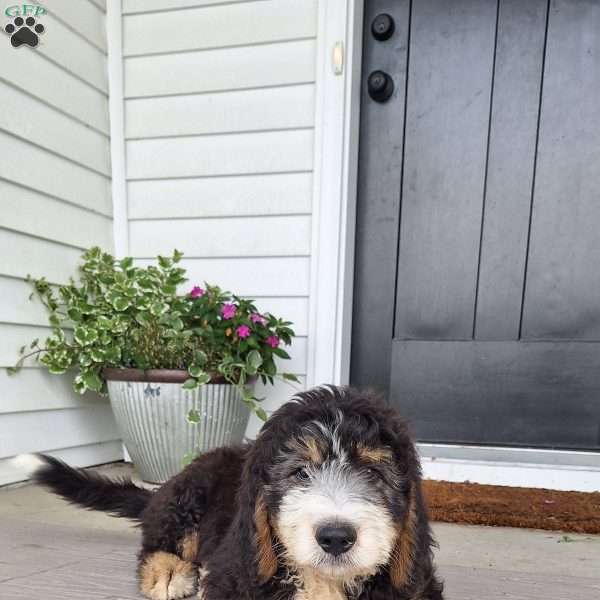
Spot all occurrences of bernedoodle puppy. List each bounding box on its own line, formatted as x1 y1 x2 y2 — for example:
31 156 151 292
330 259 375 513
20 386 444 600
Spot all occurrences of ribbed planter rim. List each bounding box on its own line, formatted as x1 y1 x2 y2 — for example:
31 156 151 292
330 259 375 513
102 367 228 384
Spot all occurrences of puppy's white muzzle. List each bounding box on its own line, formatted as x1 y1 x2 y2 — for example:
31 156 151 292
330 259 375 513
275 469 396 580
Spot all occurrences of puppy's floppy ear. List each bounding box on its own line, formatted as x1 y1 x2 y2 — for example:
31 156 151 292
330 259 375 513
254 492 277 582
389 484 418 589
235 436 280 586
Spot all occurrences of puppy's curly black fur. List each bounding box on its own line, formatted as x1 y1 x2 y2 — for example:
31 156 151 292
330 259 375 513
28 386 444 600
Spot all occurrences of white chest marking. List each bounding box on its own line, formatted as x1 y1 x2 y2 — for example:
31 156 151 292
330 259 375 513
293 572 347 600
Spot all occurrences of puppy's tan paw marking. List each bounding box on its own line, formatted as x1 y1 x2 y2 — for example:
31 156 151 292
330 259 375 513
140 551 197 600
179 530 200 563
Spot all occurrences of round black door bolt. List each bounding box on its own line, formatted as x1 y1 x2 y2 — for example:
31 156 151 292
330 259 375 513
367 70 394 103
371 13 395 41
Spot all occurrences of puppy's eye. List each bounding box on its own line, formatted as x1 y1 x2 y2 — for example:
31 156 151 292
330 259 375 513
295 467 310 481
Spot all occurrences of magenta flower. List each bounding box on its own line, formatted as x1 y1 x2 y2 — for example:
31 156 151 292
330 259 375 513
237 325 250 339
221 303 237 320
266 335 280 348
250 312 267 325
190 286 205 298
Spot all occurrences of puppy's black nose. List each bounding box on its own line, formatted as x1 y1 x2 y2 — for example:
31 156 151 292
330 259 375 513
315 524 357 556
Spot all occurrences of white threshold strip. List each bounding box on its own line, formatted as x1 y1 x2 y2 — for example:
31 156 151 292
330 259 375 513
418 444 600 493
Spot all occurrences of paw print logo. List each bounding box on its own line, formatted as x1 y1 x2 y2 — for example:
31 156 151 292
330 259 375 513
4 16 45 48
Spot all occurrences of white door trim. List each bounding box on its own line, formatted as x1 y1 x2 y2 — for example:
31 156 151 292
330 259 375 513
306 0 364 387
107 0 128 462
106 0 128 259
419 443 600 492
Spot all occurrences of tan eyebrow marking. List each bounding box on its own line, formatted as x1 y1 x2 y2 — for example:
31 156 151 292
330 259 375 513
303 437 324 463
357 446 393 463
287 435 325 464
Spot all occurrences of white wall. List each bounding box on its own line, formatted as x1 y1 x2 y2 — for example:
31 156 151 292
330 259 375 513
0 0 122 485
121 0 317 434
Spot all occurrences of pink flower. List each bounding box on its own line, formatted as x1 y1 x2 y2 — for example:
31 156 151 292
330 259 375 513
190 286 205 298
266 335 280 348
237 325 250 339
221 303 237 320
250 312 267 325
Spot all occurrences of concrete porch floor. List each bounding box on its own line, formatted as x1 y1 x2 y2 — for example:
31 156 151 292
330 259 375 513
1 463 599 599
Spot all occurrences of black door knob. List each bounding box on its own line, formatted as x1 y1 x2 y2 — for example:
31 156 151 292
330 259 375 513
371 13 395 41
367 70 394 102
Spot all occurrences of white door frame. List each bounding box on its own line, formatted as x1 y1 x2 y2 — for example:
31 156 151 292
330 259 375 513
306 0 364 388
106 0 128 258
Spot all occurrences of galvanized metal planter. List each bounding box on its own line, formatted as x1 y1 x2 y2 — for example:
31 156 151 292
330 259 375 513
106 370 250 483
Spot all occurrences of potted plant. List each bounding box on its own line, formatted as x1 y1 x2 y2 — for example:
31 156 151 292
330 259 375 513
9 247 298 482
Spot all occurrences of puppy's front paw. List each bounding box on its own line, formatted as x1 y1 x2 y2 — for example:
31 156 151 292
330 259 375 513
139 551 197 600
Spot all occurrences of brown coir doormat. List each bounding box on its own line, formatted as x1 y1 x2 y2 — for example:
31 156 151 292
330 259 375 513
422 480 600 534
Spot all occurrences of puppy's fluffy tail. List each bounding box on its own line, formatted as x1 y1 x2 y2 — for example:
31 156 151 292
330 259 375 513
14 453 152 521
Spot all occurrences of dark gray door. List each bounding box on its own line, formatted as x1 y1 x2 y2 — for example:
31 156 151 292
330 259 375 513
351 0 600 449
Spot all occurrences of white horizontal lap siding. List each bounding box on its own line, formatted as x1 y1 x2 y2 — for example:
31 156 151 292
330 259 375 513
0 181 112 250
0 277 54 327
0 2 118 485
123 0 261 15
123 0 316 56
0 85 110 175
130 215 311 257
89 0 107 12
127 129 314 179
277 337 307 377
0 131 112 215
125 39 316 97
33 0 107 52
128 173 313 219
0 229 85 284
124 0 319 432
0 51 109 134
126 84 315 139
0 368 83 414
0 405 119 459
137 256 310 298
249 297 308 337
36 13 108 92
0 323 70 367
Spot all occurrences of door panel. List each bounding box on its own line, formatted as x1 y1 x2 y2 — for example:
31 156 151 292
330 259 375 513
395 0 496 340
390 341 600 447
474 0 547 340
521 0 600 340
352 0 600 449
